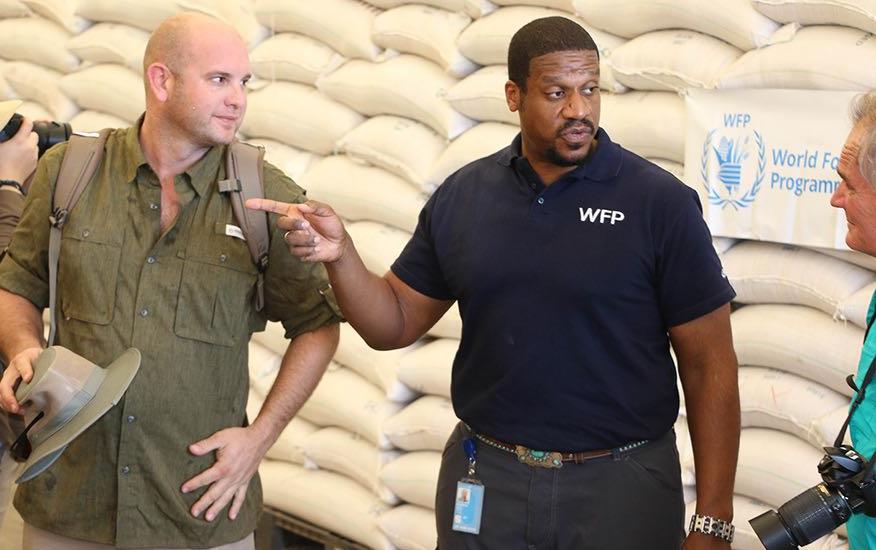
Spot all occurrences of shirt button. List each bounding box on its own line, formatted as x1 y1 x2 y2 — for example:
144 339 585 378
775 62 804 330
121 465 131 475
537 197 545 205
82 230 90 238
149 202 159 210
126 415 136 423
146 256 156 264
139 308 149 317
219 254 227 263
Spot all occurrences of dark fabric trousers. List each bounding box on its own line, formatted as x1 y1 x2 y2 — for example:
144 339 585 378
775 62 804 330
435 423 686 550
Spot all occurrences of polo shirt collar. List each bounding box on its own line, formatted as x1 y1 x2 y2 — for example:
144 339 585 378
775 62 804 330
120 115 225 197
496 127 623 182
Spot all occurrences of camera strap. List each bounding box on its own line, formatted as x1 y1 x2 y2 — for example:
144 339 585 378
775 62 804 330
834 313 876 448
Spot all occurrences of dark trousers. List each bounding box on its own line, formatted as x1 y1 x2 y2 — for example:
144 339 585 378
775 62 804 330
435 423 685 550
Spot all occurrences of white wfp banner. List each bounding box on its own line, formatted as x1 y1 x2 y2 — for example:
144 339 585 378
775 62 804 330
684 89 858 250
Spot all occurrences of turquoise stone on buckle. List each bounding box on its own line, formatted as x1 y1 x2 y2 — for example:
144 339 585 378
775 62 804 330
515 446 564 469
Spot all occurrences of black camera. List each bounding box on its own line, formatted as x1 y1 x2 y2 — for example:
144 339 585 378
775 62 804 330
0 112 71 157
750 444 876 549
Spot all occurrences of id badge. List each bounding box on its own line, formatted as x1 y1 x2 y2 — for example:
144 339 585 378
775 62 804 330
452 479 485 534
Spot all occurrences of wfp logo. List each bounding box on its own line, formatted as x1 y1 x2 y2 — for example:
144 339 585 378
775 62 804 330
700 113 766 210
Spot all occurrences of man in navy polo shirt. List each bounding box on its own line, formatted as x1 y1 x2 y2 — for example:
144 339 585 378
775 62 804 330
250 16 739 550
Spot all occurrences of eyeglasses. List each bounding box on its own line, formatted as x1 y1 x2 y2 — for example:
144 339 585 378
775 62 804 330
10 411 44 462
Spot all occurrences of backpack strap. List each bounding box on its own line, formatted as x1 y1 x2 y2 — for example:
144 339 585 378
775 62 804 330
48 129 111 345
218 140 269 311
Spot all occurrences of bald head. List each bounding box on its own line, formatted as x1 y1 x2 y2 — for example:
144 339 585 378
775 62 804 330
144 12 243 75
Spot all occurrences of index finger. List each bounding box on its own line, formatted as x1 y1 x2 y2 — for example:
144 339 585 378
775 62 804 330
14 117 33 139
245 197 301 217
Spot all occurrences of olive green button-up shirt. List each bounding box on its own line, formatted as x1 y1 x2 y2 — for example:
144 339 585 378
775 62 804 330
0 124 342 548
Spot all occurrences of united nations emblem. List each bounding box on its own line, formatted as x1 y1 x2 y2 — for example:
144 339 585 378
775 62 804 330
700 128 766 210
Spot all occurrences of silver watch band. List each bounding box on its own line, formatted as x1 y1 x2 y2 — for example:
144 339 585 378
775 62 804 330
689 514 734 543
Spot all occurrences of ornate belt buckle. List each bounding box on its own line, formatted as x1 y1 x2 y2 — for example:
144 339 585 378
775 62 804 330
515 445 564 468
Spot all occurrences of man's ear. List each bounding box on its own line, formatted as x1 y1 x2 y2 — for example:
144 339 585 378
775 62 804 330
145 63 174 103
506 80 522 113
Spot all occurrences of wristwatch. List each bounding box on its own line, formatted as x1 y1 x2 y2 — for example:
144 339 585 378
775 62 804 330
0 179 23 195
689 514 734 543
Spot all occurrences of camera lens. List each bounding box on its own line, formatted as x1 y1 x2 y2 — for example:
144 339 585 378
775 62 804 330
32 120 72 157
751 484 851 549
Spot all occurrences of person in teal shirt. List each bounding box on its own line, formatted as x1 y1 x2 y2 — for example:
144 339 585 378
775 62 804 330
831 92 876 549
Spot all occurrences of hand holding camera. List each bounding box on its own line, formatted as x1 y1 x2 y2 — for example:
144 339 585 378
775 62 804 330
0 116 38 190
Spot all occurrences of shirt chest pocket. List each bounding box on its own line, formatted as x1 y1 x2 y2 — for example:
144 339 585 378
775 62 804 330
59 230 122 325
173 224 258 347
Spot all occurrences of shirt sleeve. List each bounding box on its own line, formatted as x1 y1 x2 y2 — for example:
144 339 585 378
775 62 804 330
655 186 736 327
260 161 343 339
0 143 67 309
0 188 24 252
390 186 454 301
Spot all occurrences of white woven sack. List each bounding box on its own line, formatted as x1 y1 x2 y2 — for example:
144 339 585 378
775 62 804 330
266 416 318 466
0 0 29 17
674 417 695 486
813 246 876 272
335 322 420 403
380 451 442 509
719 25 876 91
317 55 476 139
337 116 447 189
396 338 457 399
67 23 150 74
259 461 394 550
492 0 573 10
428 304 462 339
739 366 849 448
250 33 344 86
15 100 50 121
69 110 129 132
373 6 477 78
838 281 876 329
383 395 458 451
22 0 90 33
712 237 738 256
572 0 782 51
244 138 319 183
303 426 402 504
248 340 282 398
687 495 849 550
426 121 518 192
251 320 288 358
0 18 79 73
378 504 437 550
297 364 403 449
75 0 179 30
723 240 876 317
735 428 823 507
301 156 428 233
446 65 516 126
253 0 383 61
456 7 626 93
246 388 263 423
240 82 364 156
0 65 16 100
4 61 78 121
608 30 742 92
365 0 497 19
650 158 684 180
754 0 876 35
346 220 412 275
731 304 863 396
600 91 685 163
59 64 143 122
177 0 268 49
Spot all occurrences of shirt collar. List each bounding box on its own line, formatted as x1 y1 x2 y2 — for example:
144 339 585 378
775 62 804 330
120 114 225 197
496 127 623 182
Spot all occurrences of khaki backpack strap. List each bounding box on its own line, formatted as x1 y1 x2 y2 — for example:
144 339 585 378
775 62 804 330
47 129 111 345
219 140 269 311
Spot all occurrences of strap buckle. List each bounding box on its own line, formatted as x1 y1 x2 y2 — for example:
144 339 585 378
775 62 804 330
49 207 68 228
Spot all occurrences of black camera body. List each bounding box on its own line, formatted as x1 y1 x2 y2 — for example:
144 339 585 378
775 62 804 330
0 112 72 157
750 444 876 549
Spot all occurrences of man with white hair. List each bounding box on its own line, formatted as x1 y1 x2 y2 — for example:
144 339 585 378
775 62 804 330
0 12 340 550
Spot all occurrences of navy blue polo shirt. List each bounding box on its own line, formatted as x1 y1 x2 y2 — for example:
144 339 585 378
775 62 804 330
391 129 735 451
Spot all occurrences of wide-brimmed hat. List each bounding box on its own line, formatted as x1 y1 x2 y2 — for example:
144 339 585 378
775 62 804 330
0 99 21 130
11 346 140 483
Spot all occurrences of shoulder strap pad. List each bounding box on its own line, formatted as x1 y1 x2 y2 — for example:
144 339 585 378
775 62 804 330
221 140 269 311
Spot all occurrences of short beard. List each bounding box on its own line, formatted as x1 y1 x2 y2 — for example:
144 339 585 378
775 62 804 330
546 145 591 167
